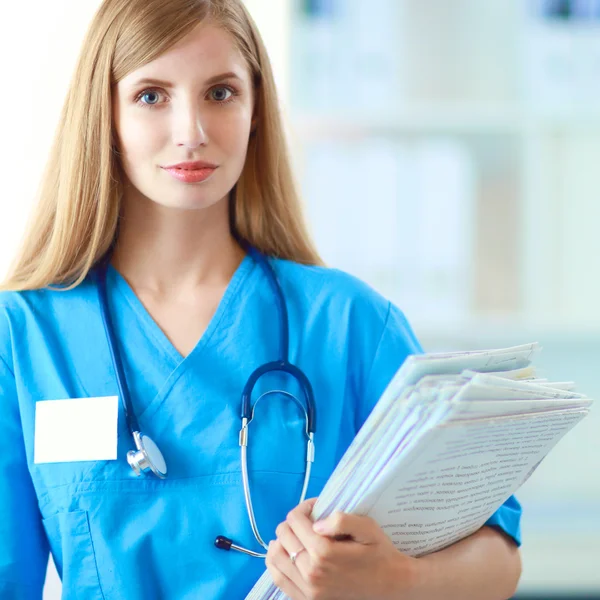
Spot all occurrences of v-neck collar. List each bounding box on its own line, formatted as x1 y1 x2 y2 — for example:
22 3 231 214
106 252 255 368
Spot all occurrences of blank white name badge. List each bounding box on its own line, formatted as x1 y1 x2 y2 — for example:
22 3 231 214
34 396 119 464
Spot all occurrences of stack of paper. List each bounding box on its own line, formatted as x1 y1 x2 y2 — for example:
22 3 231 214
246 343 592 600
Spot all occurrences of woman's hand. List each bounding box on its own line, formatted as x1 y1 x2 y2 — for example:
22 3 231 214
265 498 423 600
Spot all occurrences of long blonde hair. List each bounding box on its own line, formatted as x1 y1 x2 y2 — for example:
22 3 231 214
1 0 322 292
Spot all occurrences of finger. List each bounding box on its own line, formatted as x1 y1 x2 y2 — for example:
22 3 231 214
286 503 332 562
276 521 310 573
297 497 318 514
276 520 305 558
266 540 308 599
266 563 305 600
313 511 381 545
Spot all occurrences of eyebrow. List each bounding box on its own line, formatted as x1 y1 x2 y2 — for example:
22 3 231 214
130 71 242 88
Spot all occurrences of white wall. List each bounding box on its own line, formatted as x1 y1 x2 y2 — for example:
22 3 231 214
242 0 291 108
0 2 101 281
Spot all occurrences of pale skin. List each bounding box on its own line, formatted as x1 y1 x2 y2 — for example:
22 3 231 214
266 498 522 600
110 19 522 600
111 21 253 358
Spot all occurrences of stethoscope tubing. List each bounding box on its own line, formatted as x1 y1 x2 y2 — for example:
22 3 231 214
96 245 317 556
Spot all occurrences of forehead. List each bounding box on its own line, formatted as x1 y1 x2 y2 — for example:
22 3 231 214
119 21 250 87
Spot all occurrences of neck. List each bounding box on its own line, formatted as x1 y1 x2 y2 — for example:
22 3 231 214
110 192 245 297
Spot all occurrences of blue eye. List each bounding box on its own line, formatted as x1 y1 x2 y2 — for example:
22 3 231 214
134 85 237 110
142 91 160 104
210 86 234 103
135 89 163 109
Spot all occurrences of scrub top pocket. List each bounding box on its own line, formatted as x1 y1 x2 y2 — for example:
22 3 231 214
42 510 104 600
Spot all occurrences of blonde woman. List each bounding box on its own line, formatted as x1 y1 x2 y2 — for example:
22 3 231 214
0 1 522 598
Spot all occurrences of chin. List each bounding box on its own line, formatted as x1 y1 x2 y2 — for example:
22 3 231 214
165 192 224 211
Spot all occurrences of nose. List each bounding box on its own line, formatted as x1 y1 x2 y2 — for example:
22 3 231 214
173 102 209 149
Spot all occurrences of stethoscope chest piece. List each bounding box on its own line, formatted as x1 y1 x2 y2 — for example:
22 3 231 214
127 431 167 479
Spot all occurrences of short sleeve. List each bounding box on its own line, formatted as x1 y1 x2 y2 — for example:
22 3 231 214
0 310 49 598
357 302 423 431
359 302 522 548
484 495 522 547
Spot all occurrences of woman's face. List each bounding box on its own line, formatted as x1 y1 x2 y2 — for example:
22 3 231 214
112 21 255 211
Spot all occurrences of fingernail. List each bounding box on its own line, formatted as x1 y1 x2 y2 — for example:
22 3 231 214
313 521 326 533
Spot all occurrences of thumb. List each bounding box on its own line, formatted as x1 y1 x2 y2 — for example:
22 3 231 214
313 511 379 544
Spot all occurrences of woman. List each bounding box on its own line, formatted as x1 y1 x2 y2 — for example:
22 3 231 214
0 0 522 598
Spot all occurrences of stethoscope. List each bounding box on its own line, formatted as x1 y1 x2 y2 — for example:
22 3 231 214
95 244 317 559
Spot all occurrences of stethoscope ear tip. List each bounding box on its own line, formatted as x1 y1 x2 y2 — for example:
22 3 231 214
215 535 233 551
214 535 267 558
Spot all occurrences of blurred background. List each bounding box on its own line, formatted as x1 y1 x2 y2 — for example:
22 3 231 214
0 0 597 598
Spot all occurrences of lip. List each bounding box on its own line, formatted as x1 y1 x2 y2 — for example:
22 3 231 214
163 165 217 184
163 161 217 170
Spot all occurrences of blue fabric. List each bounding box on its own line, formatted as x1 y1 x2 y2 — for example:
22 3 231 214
0 255 521 599
484 494 522 547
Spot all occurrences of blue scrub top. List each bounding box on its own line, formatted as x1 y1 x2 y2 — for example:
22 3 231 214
0 255 521 599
